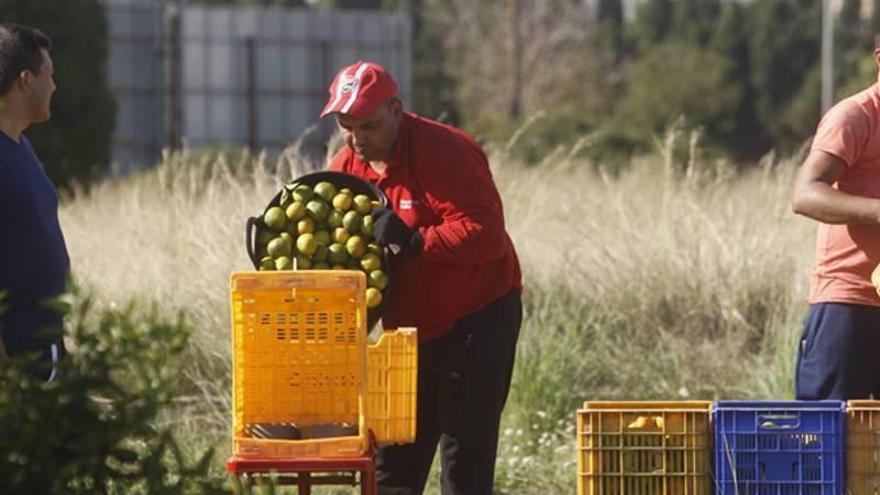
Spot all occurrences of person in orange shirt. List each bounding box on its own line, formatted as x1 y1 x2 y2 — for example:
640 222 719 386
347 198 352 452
792 36 880 399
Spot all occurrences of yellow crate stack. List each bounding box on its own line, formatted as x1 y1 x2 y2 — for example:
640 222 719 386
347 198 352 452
846 400 880 495
366 328 417 444
230 270 416 458
577 401 713 495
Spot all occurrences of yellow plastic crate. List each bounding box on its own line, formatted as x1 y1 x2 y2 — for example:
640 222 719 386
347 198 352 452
577 401 713 495
231 270 368 458
847 400 880 495
366 327 417 445
230 270 417 458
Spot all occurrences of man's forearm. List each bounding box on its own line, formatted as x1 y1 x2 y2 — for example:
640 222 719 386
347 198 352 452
792 182 880 224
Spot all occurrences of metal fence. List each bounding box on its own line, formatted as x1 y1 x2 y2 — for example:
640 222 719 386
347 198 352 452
101 0 411 173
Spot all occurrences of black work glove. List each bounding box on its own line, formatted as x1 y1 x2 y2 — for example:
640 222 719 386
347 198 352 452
371 207 423 254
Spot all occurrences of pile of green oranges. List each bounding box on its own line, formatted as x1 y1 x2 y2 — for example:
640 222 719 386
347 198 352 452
256 180 387 309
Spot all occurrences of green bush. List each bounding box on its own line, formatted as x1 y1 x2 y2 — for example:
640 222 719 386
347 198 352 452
612 41 740 149
0 0 115 191
0 294 226 495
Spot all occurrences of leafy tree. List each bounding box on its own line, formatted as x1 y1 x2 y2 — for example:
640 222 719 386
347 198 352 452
669 0 721 46
632 0 673 49
711 1 763 156
0 0 115 190
748 0 821 150
613 42 740 149
186 0 306 5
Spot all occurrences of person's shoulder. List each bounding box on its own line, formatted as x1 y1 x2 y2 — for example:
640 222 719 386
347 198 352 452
820 88 874 129
0 134 30 174
407 113 484 155
328 144 355 171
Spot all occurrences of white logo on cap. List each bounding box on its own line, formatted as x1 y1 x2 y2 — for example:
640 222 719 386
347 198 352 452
341 75 359 93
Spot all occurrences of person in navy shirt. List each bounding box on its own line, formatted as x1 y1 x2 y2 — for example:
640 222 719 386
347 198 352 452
0 24 67 382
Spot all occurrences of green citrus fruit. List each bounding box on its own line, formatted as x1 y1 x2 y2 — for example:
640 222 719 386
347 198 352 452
292 184 314 203
314 181 337 202
328 243 349 265
332 227 350 244
361 215 374 236
285 201 306 221
306 199 330 222
297 217 314 235
264 206 287 231
360 253 382 272
267 237 292 258
327 210 344 229
365 287 383 308
275 256 292 270
342 211 361 233
259 256 275 270
332 192 353 211
353 194 372 215
313 244 329 262
294 255 312 270
296 233 317 256
257 230 275 245
345 236 366 258
313 230 331 247
368 270 388 290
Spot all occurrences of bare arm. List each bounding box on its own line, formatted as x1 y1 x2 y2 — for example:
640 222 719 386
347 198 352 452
791 149 880 224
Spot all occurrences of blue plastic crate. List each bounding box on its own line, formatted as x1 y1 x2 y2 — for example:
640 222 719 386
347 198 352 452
713 401 845 495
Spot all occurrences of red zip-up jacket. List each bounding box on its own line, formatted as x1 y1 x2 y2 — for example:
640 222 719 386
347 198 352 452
329 112 522 342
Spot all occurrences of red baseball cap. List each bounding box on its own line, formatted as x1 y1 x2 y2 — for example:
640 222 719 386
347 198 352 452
319 61 399 119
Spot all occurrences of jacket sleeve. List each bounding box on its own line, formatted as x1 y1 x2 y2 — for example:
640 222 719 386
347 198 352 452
417 137 509 265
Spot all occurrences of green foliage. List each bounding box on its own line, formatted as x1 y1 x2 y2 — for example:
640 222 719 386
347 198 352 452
0 295 226 495
310 0 382 8
596 0 625 61
668 0 721 45
747 0 821 151
710 1 763 155
0 0 115 191
613 42 740 148
186 0 306 5
399 0 460 122
837 0 863 53
872 0 880 36
633 0 673 47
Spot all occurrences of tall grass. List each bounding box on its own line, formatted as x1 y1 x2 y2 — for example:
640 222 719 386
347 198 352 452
59 132 815 494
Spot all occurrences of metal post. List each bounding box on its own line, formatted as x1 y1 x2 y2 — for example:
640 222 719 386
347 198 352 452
167 4 182 151
246 36 259 151
509 0 522 120
821 0 834 114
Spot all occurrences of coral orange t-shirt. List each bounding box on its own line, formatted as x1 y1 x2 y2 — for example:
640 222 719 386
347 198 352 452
809 82 880 307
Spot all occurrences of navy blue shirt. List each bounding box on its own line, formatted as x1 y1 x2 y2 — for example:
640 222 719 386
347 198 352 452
0 131 69 351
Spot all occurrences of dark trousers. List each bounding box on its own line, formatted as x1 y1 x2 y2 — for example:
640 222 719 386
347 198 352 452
3 338 63 382
795 302 880 400
377 289 522 495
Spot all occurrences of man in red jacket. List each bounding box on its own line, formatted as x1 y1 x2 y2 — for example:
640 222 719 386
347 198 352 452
322 61 522 495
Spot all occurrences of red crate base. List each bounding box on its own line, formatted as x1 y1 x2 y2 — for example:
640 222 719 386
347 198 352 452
227 452 377 495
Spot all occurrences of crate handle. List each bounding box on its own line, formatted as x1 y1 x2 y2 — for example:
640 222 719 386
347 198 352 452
627 415 665 429
757 413 800 430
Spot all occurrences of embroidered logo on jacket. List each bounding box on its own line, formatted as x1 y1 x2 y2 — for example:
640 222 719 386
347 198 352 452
400 199 420 210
